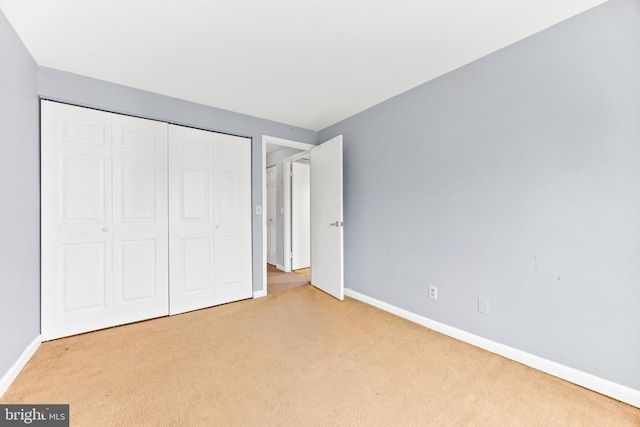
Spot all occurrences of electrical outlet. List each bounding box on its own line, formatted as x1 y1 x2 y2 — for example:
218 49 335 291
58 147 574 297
428 285 438 300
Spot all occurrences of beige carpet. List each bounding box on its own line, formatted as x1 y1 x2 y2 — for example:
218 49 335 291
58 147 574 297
2 286 638 426
267 264 309 294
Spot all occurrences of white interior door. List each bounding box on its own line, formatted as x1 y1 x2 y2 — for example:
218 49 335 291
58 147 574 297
291 161 310 270
213 133 253 305
310 135 344 300
168 125 216 315
266 166 277 266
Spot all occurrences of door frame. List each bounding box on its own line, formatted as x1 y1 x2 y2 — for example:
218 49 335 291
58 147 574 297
261 135 315 296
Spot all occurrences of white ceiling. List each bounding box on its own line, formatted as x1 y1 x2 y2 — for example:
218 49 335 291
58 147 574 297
0 0 606 131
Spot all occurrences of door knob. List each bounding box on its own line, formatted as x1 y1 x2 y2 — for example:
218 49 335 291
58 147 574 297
103 227 110 232
215 225 220 229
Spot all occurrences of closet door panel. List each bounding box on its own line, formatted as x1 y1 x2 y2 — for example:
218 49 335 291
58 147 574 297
168 125 216 315
213 134 252 305
182 168 209 219
182 237 211 292
41 101 114 340
62 156 106 221
61 243 106 310
219 237 244 284
112 115 168 324
119 161 157 220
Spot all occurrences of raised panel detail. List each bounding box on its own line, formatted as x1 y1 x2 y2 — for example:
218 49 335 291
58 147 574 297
60 119 106 146
121 161 156 220
183 238 210 292
119 128 157 152
182 168 209 220
119 240 156 301
220 237 243 286
62 156 105 222
219 172 240 219
182 139 209 159
220 146 241 163
62 243 105 311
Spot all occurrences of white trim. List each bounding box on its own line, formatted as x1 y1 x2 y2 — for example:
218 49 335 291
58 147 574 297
0 335 41 398
344 288 640 409
275 264 285 271
262 135 315 151
261 135 315 296
253 290 267 299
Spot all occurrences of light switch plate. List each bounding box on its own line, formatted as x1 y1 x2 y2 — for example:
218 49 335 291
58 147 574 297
478 297 489 315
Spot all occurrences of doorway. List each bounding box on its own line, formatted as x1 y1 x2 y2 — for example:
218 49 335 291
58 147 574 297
261 136 314 296
261 135 344 299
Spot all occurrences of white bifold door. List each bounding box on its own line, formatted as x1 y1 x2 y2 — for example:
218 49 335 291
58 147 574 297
41 101 169 340
168 125 252 315
42 101 253 339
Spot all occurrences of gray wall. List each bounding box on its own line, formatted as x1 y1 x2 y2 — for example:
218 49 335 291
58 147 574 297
37 67 318 296
266 146 305 267
0 11 40 381
319 0 640 391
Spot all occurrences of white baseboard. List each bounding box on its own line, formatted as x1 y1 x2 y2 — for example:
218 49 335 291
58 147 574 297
0 335 41 398
253 290 267 299
344 288 640 409
276 264 285 271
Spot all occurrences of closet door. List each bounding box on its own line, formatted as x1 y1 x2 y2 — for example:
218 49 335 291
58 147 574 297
41 101 168 340
41 102 115 339
112 114 168 324
168 126 252 314
168 125 216 315
212 133 252 305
